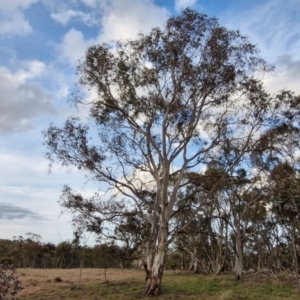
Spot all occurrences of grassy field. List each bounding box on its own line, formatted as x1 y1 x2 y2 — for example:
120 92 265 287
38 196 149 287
15 268 299 299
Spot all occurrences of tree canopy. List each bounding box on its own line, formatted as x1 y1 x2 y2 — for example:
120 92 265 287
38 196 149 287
44 9 300 295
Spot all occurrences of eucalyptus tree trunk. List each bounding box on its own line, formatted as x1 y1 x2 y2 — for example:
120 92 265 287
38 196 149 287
234 232 243 280
183 247 199 273
144 220 168 296
143 157 173 296
143 211 159 287
232 201 243 280
215 219 228 275
189 248 199 273
288 228 300 296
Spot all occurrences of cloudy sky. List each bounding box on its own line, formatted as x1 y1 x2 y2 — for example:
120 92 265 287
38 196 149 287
0 0 299 245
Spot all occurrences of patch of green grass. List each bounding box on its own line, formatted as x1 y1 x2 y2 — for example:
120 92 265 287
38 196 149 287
80 273 244 299
156 272 298 300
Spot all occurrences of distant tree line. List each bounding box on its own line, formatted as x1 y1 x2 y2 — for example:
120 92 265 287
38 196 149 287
0 233 133 269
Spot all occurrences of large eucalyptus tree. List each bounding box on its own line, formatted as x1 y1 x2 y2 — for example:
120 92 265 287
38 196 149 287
44 9 273 295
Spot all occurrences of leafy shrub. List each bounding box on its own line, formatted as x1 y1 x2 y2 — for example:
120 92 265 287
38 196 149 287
0 262 23 299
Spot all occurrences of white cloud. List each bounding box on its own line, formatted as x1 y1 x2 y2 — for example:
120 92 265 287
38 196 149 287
17 60 46 81
57 0 169 66
0 62 54 134
58 28 96 65
0 0 38 36
175 0 197 12
0 11 32 35
264 55 300 94
51 9 94 26
99 0 169 42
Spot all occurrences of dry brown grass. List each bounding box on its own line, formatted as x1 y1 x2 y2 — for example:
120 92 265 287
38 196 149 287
16 268 145 299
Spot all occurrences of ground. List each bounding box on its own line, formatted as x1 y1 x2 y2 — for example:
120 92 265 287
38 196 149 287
15 268 299 299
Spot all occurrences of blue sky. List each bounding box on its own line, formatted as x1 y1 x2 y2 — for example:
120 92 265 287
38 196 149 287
0 0 299 245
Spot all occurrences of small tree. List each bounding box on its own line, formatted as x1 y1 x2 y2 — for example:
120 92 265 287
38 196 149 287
44 9 274 295
0 263 22 300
